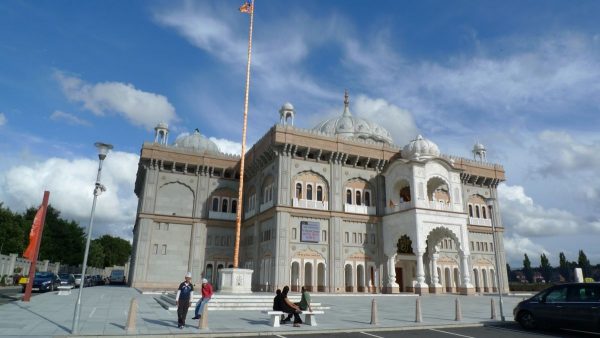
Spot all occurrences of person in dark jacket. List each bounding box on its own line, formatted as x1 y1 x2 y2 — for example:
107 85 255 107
273 289 286 322
175 272 194 329
280 286 302 326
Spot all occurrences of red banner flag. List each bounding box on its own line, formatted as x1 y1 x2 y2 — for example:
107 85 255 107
239 0 253 14
23 205 46 260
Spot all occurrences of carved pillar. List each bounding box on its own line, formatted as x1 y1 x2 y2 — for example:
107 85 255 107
415 250 429 295
382 254 398 293
429 253 442 293
459 251 474 295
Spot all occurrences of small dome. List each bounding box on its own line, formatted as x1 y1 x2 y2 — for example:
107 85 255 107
473 142 486 152
281 102 294 111
155 122 169 130
312 91 393 144
402 135 440 159
173 129 220 154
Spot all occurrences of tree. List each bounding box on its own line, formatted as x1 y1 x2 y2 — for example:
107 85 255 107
523 254 533 283
578 250 592 278
539 253 552 283
559 252 570 281
506 263 516 282
88 241 105 268
22 205 85 265
0 203 26 255
96 235 131 267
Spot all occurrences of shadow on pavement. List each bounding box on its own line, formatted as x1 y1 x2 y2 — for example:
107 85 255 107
239 317 270 325
142 317 176 327
13 301 71 333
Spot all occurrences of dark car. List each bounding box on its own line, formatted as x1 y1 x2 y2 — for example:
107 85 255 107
58 273 75 287
21 272 61 293
513 282 600 332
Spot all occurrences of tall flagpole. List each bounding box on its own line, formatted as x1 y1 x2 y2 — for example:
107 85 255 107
233 0 254 268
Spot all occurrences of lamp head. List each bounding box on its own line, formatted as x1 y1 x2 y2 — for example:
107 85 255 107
94 142 113 160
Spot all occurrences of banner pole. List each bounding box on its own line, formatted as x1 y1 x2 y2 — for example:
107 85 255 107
22 191 50 302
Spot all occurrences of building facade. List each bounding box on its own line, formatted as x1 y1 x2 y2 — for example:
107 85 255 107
129 93 508 295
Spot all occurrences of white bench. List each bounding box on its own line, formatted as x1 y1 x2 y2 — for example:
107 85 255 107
57 286 73 295
262 310 325 327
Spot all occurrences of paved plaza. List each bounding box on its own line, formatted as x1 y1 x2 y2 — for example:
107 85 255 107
0 286 529 338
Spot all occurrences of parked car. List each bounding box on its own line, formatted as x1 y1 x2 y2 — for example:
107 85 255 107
21 272 61 293
514 282 600 332
58 273 75 287
94 275 105 285
109 270 126 285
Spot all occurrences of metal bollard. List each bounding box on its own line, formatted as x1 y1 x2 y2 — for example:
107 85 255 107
491 298 497 320
370 298 378 325
125 297 137 333
415 297 422 323
455 298 462 321
198 302 208 329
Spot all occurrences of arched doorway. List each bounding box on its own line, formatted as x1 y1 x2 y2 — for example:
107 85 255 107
490 269 497 292
291 262 300 292
304 262 313 291
216 264 224 290
453 268 460 291
205 264 213 285
369 266 376 293
444 267 452 292
482 269 489 292
473 269 480 292
357 265 365 292
317 263 326 292
345 264 353 292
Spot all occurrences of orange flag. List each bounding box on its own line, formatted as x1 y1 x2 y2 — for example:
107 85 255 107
23 205 46 260
239 0 253 14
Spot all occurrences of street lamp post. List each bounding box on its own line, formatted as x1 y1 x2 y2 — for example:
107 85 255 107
485 197 505 321
72 142 113 334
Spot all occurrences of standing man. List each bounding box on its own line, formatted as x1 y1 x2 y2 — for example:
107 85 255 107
192 278 213 319
175 272 194 329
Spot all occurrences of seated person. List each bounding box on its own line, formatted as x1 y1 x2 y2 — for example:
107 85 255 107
294 286 312 312
280 286 303 327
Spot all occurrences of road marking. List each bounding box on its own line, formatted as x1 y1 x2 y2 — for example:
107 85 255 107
429 328 476 338
274 335 286 338
89 307 96 318
562 328 600 336
487 325 564 337
360 332 385 338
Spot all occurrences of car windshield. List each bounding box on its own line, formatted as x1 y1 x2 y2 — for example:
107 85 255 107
59 274 70 278
35 272 53 278
74 274 82 278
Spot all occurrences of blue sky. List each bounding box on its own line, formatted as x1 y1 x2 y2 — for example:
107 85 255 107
1 0 600 268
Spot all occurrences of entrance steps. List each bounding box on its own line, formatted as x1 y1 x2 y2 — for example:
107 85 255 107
154 293 331 311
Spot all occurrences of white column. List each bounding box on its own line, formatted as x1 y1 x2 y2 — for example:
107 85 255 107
431 253 441 286
415 251 428 288
460 252 473 289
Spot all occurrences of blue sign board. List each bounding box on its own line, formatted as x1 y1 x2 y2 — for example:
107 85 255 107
300 221 320 243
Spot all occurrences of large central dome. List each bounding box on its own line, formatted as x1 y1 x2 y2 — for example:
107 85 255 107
173 129 220 154
312 91 393 144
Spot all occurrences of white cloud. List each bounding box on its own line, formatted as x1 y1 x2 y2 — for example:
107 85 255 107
498 184 583 236
534 130 600 176
54 71 177 130
0 112 6 126
504 234 549 267
353 95 419 146
50 110 91 126
209 137 242 155
0 152 139 239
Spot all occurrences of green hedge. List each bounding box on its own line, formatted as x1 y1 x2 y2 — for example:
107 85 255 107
509 283 554 292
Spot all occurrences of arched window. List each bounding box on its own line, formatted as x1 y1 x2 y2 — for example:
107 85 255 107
212 198 219 211
468 204 473 217
317 186 323 201
296 183 302 199
346 189 352 204
356 190 362 206
482 206 487 219
231 200 237 213
475 205 480 218
364 191 371 206
307 184 313 200
221 198 228 213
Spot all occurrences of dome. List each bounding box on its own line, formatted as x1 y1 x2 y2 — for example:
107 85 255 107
312 91 393 144
155 122 169 130
173 129 220 154
473 142 486 152
402 135 440 159
281 102 294 111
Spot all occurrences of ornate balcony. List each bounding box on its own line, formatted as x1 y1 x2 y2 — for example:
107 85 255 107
386 201 412 214
468 217 491 226
292 198 328 210
344 204 376 215
259 200 274 212
208 210 236 221
244 208 256 219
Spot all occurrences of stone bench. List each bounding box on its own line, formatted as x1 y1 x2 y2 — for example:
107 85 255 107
57 286 73 295
262 310 325 327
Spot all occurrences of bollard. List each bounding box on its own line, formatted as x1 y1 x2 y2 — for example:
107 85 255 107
370 298 378 325
491 298 497 320
454 298 462 321
198 302 209 329
125 297 137 333
415 297 422 323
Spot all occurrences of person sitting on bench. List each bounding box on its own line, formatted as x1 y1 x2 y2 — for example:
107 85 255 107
294 286 312 312
280 286 302 327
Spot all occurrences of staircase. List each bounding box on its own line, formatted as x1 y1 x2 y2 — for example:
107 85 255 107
155 293 330 311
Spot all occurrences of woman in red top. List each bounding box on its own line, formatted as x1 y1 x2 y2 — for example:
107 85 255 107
192 278 213 319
